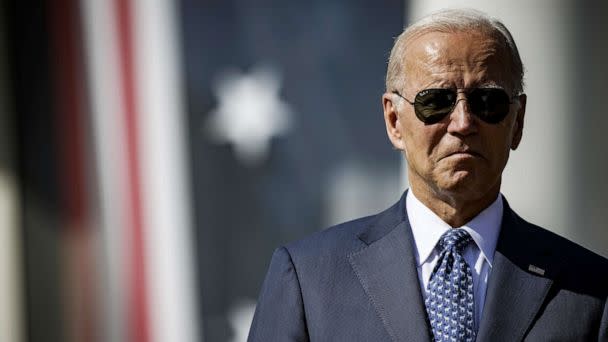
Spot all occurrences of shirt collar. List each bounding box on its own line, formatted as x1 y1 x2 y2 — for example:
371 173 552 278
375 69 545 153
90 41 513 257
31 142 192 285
406 190 503 268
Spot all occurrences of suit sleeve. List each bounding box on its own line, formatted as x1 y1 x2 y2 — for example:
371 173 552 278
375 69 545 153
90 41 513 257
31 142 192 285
248 247 309 342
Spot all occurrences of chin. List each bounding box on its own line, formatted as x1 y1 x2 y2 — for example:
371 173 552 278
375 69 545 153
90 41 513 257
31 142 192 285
437 170 482 194
439 169 501 200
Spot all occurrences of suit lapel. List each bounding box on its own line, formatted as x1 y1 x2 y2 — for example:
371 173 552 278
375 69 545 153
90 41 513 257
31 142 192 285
477 201 557 341
347 195 558 341
348 194 431 342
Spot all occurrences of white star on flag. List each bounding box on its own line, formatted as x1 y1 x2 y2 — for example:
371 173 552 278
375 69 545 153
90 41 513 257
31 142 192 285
205 66 293 165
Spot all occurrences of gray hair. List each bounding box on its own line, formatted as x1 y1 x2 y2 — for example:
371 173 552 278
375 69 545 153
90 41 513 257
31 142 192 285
386 8 524 95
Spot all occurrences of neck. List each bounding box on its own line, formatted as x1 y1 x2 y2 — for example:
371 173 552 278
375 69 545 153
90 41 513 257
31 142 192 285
409 179 501 228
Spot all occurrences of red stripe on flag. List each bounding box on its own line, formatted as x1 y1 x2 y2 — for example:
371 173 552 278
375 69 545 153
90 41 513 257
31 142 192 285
51 0 88 228
51 0 87 230
48 0 97 341
114 0 150 341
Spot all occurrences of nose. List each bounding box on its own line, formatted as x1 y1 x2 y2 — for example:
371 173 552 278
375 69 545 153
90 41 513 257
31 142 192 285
447 95 478 136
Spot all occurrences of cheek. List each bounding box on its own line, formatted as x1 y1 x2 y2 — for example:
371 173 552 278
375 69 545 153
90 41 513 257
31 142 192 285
399 111 447 163
484 126 516 164
403 128 443 167
401 126 424 164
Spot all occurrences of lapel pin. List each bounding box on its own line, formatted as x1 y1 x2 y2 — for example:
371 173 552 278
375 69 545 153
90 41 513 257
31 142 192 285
528 264 545 276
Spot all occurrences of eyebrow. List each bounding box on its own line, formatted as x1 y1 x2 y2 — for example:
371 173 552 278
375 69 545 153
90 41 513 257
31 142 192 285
477 82 503 89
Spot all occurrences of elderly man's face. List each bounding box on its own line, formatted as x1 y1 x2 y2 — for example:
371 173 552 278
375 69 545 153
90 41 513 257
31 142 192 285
383 30 526 203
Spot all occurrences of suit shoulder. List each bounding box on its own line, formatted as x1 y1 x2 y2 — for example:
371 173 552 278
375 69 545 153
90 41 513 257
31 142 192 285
512 213 608 293
283 214 376 259
284 195 406 258
520 216 608 269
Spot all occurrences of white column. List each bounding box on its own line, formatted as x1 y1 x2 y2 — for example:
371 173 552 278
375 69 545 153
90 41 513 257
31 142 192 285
132 1 202 342
565 1 608 257
80 0 130 341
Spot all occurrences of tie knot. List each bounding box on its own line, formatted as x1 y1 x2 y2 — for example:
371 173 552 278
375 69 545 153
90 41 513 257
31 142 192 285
438 228 472 253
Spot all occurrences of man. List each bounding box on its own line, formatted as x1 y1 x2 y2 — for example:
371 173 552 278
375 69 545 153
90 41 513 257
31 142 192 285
248 9 608 342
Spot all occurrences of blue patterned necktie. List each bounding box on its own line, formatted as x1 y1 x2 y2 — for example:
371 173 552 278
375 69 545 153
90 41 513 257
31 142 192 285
425 228 476 342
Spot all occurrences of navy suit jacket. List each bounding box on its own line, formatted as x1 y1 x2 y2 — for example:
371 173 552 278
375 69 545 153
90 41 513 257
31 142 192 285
248 192 608 341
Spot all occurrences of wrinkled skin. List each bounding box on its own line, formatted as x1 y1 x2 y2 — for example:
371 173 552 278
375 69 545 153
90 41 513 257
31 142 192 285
383 30 526 227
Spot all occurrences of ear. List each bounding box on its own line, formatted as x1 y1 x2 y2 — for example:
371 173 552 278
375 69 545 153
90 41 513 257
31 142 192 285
382 93 406 150
510 94 526 150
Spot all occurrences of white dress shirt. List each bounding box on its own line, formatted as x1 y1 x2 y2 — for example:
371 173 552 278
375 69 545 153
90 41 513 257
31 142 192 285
406 190 503 330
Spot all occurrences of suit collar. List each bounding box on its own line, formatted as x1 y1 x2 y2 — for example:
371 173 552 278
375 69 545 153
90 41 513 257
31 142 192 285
476 197 557 341
356 191 408 246
348 191 432 342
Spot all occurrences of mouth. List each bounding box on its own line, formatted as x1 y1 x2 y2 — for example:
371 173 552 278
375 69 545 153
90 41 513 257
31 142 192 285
444 149 483 159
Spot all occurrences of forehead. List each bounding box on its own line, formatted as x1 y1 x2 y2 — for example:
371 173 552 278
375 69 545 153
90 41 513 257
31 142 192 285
403 30 511 90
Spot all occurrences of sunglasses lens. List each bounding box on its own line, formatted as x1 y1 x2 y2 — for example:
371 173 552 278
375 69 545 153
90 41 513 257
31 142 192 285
468 88 511 123
414 89 457 124
412 88 512 124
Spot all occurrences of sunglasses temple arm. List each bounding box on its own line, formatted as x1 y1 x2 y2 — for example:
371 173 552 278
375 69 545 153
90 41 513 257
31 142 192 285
391 91 415 105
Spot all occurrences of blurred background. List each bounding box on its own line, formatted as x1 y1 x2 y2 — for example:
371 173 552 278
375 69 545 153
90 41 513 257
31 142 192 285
0 0 606 341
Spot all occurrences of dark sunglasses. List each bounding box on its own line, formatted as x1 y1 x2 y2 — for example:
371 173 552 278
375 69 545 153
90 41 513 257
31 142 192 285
393 88 519 124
